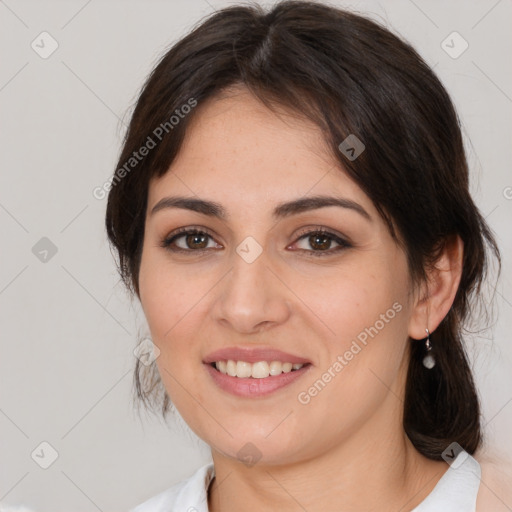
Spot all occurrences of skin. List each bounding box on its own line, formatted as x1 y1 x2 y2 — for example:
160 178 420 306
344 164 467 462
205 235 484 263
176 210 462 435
475 451 512 511
138 86 465 512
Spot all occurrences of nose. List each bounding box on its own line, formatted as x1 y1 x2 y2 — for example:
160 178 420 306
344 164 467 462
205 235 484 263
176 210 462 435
211 248 291 335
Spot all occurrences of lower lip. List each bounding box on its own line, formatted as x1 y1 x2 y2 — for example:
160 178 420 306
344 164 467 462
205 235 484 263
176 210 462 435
204 363 311 397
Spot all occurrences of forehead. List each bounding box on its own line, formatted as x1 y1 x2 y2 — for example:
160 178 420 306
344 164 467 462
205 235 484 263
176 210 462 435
147 89 372 215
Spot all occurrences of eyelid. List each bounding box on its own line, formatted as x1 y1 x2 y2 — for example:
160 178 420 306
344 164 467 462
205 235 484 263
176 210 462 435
293 225 348 242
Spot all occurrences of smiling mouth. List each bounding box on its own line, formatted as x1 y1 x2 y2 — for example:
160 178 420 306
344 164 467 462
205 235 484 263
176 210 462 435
210 360 311 379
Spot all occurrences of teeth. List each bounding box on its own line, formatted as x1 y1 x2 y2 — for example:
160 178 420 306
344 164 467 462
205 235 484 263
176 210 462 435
236 361 252 378
251 361 269 378
269 360 283 376
282 362 292 373
226 360 237 377
214 360 305 378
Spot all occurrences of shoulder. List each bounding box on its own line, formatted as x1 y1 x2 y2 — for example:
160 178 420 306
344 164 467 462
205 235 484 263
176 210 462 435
475 450 512 512
130 463 215 512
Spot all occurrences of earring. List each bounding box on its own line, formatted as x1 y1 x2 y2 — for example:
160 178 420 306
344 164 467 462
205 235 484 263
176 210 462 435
422 328 435 369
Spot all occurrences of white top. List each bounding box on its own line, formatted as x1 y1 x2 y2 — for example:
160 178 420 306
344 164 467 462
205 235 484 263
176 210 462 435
130 452 481 512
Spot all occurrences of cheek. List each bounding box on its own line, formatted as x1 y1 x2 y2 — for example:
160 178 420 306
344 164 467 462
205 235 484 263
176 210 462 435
294 263 410 395
294 267 403 340
139 247 204 340
294 278 409 434
138 253 209 408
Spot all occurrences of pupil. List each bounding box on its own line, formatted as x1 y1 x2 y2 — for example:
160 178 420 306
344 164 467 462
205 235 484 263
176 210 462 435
187 233 207 249
310 233 330 250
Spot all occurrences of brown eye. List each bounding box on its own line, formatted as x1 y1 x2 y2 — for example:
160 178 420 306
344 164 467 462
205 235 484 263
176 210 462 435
308 232 333 251
292 229 351 257
182 232 209 249
161 228 221 252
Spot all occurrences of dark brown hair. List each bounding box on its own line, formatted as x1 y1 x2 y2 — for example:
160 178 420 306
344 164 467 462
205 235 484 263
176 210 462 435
105 1 501 460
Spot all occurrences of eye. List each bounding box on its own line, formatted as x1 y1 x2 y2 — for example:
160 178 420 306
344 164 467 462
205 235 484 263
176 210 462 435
291 228 351 257
160 228 222 253
160 226 351 257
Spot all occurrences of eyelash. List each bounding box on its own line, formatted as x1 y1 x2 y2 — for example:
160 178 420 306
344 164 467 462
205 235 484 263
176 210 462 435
160 226 351 257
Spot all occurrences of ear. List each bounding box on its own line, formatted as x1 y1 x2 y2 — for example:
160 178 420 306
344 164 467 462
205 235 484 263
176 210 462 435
408 235 464 340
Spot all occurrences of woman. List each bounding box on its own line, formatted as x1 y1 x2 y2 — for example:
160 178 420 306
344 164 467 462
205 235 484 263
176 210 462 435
105 1 509 510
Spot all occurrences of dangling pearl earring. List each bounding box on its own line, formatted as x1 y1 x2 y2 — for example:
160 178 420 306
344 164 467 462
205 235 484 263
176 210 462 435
423 328 435 369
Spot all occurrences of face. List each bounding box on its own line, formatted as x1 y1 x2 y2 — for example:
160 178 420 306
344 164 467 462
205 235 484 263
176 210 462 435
138 87 417 466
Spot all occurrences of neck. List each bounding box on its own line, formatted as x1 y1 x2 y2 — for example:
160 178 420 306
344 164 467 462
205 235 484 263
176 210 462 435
207 393 447 512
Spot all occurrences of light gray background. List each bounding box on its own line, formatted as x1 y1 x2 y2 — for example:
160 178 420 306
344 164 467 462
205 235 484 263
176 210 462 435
1 0 511 510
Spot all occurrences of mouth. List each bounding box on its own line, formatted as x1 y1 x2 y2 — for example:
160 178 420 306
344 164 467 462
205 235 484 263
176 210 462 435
209 359 309 378
203 348 312 397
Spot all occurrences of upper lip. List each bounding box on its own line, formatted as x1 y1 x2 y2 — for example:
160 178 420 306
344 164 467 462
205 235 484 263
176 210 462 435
203 346 311 365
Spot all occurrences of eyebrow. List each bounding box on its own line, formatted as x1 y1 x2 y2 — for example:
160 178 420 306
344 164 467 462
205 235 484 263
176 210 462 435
150 194 372 222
